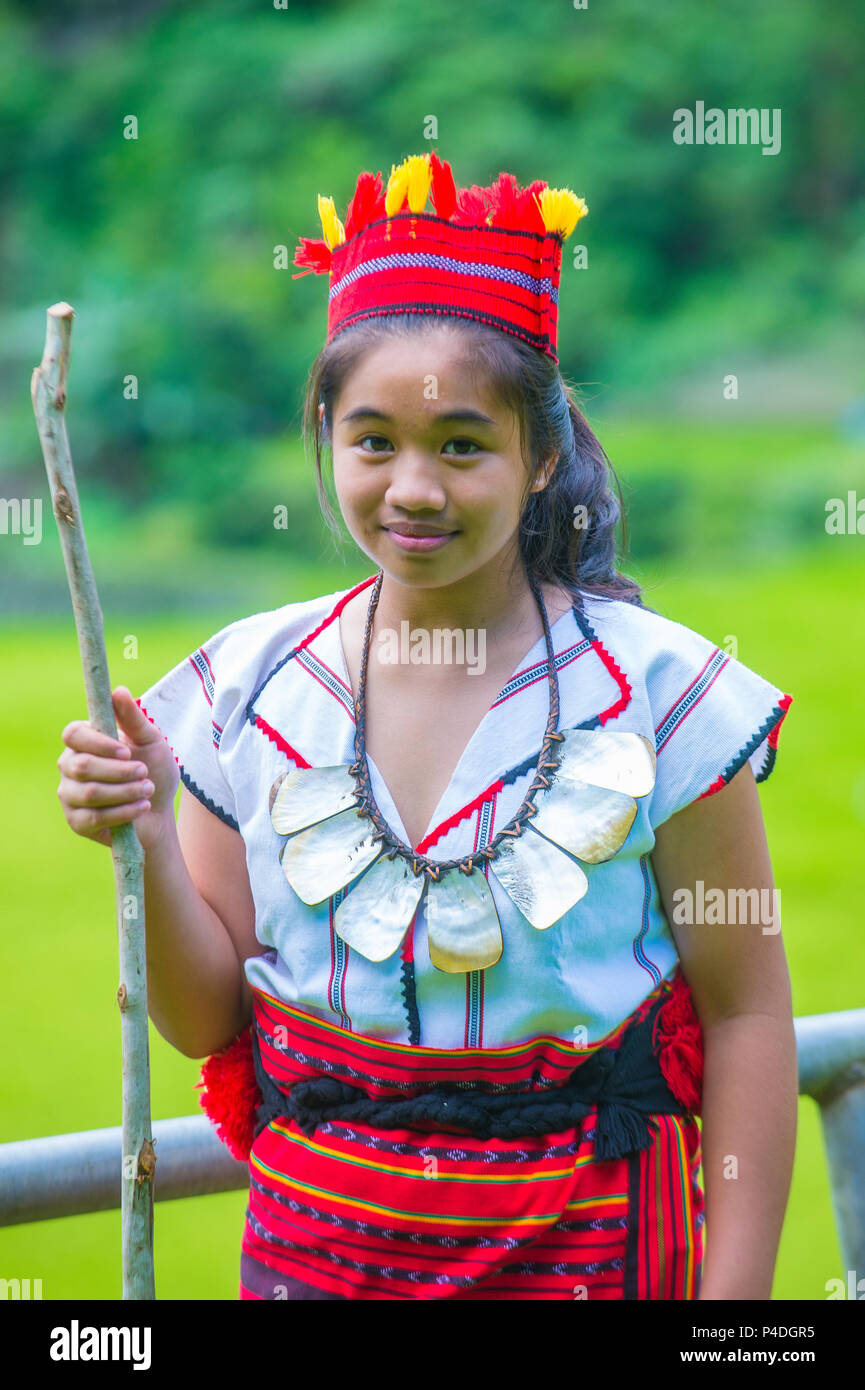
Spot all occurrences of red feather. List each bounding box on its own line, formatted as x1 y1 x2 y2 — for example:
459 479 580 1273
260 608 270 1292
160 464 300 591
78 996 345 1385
292 237 332 277
345 170 386 239
476 172 549 234
486 171 521 229
516 178 548 236
429 151 457 221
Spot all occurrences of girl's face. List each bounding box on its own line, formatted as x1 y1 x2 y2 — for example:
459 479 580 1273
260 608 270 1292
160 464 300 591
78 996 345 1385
329 327 550 592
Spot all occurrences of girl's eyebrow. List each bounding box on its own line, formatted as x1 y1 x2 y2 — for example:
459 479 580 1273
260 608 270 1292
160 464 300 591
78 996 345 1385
339 407 497 426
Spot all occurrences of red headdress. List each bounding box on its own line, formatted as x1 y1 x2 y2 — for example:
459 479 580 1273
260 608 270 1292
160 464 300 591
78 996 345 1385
292 151 588 364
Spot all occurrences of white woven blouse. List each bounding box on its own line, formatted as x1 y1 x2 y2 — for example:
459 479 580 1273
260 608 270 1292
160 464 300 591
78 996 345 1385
136 574 793 1051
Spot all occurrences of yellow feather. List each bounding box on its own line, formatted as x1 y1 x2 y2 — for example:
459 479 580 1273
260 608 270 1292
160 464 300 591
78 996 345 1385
405 153 432 213
385 160 410 217
317 194 345 250
535 187 589 239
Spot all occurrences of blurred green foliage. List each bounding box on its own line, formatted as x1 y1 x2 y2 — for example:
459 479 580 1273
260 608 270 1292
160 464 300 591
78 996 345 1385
1 0 863 575
1 1 864 1301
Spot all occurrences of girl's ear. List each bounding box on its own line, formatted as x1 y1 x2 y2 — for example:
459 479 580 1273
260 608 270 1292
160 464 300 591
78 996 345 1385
530 453 559 493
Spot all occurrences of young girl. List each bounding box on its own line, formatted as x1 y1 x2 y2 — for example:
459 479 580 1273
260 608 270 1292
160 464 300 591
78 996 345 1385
57 152 797 1301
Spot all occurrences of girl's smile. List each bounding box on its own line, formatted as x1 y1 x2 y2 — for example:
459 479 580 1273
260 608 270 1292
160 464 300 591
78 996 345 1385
384 528 456 552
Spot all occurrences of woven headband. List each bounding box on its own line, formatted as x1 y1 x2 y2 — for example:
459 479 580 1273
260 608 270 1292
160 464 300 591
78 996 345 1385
292 151 588 364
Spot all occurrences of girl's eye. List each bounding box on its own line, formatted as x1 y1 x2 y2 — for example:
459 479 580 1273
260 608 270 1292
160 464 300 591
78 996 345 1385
355 435 482 456
441 438 481 456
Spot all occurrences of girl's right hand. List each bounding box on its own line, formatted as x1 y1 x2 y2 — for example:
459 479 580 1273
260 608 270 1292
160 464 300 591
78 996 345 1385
57 686 180 851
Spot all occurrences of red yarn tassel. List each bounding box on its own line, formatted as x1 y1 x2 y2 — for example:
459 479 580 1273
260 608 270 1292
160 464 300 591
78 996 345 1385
482 173 549 236
487 172 522 229
345 170 386 238
292 237 332 277
517 179 548 236
653 964 704 1114
196 1026 261 1161
453 184 490 225
429 151 457 221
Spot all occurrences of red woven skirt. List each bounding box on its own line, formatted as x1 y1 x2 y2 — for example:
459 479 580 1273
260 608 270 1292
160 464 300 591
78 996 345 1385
199 966 705 1301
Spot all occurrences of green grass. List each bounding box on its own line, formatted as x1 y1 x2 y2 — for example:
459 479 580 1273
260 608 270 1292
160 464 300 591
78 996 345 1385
596 416 865 572
0 543 862 1299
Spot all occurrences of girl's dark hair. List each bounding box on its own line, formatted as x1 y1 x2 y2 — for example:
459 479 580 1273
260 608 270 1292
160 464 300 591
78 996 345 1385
301 313 646 613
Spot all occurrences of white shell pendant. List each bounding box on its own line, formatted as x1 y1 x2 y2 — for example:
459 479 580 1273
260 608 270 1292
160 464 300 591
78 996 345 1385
334 854 427 961
270 765 359 836
425 868 503 973
528 728 656 865
554 729 656 797
268 713 656 967
531 779 637 864
489 823 589 929
279 807 383 905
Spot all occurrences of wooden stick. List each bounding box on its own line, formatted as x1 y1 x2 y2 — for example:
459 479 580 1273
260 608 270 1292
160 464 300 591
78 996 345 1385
31 302 155 1300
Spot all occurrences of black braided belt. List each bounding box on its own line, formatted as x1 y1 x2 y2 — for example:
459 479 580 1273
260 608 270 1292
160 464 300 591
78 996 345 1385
251 992 686 1162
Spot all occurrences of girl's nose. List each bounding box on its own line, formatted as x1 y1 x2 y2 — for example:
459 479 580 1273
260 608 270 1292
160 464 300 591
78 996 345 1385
383 454 449 511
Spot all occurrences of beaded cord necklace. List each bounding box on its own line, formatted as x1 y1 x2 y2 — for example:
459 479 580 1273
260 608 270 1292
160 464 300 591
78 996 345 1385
349 567 565 879
270 569 657 974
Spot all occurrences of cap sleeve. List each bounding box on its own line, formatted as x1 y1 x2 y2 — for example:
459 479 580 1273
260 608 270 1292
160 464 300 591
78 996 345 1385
135 627 240 832
647 620 793 831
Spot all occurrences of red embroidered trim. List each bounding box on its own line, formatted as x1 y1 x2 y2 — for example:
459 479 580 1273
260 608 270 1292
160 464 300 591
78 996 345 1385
294 573 378 655
569 604 634 725
416 777 505 854
593 639 633 724
254 714 311 769
768 692 793 748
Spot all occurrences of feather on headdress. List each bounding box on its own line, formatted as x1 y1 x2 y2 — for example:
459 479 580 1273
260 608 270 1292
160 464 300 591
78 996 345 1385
292 151 588 362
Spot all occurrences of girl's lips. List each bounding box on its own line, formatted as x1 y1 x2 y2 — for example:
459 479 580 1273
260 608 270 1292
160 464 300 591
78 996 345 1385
383 527 457 552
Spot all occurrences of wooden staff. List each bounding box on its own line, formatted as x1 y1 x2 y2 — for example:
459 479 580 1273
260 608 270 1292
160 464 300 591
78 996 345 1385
31 302 155 1300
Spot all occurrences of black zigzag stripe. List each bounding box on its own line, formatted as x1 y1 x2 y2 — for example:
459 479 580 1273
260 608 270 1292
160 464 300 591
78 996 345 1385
400 954 421 1047
497 715 602 790
245 645 304 724
179 766 240 832
718 701 787 789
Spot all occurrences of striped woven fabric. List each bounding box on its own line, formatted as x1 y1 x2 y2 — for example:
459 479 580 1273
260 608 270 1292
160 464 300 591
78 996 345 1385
239 982 705 1300
326 212 563 360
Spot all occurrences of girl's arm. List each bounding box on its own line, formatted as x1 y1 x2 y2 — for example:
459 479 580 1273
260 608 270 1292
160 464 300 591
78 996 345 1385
143 783 257 1058
650 761 798 1300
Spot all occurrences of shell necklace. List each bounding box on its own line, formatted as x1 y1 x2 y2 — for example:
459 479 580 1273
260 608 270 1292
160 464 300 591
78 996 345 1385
270 570 656 973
